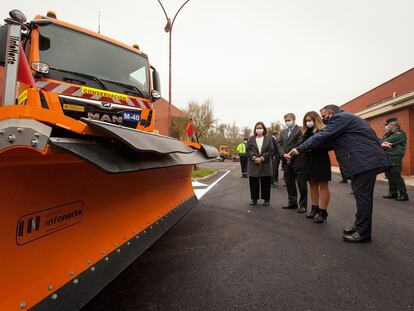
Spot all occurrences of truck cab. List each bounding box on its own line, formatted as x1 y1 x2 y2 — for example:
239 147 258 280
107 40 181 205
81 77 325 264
0 10 161 134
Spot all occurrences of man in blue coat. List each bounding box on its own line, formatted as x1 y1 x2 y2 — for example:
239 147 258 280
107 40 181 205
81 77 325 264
289 105 391 243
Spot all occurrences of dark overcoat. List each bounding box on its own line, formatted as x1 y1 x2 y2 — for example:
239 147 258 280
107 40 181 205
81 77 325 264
247 135 274 177
297 110 392 177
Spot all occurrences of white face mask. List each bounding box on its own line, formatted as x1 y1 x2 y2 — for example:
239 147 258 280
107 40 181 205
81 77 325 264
256 128 264 136
306 121 315 128
285 121 294 128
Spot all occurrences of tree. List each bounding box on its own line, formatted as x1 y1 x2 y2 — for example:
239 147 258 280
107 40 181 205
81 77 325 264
185 99 214 142
227 122 240 140
241 126 252 139
170 115 187 140
268 121 283 136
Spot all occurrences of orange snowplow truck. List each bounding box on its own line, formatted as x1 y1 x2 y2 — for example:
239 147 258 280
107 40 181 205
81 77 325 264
0 10 218 311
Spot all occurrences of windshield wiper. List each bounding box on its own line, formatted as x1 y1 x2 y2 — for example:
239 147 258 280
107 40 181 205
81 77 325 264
49 67 108 90
101 79 145 98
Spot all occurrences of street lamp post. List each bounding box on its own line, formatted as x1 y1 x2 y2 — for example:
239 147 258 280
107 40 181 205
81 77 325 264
157 0 190 136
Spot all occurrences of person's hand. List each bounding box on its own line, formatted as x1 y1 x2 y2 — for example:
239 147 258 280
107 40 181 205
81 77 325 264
381 142 392 149
254 157 262 164
283 153 291 160
289 148 300 157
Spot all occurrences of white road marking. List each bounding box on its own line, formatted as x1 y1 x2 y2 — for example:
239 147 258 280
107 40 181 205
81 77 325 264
192 181 208 188
194 170 231 199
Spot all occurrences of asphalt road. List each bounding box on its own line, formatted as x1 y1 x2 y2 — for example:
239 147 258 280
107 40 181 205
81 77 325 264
83 161 414 311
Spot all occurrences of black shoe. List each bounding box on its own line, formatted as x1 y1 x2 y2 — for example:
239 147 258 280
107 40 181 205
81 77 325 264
343 232 371 243
282 204 298 209
263 200 270 206
343 225 356 235
242 174 248 178
250 200 257 206
396 194 409 201
297 207 307 213
339 179 348 184
306 205 319 218
383 193 398 199
314 209 328 223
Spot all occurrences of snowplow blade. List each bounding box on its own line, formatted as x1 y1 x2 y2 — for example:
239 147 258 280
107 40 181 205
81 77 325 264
0 148 200 310
0 119 218 310
81 118 195 154
50 137 217 173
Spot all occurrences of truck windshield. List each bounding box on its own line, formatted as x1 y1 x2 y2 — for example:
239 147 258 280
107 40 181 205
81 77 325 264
39 24 150 98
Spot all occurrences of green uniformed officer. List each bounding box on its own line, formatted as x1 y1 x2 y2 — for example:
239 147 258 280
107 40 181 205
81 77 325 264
237 138 248 178
381 118 409 201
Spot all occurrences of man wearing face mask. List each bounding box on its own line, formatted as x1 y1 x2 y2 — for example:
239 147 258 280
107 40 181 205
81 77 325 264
381 118 408 201
278 113 308 213
289 105 392 243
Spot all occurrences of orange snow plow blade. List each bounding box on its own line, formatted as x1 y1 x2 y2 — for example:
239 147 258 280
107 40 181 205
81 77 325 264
0 140 216 310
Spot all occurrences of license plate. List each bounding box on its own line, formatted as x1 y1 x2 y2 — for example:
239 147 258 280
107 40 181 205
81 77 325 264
122 112 140 122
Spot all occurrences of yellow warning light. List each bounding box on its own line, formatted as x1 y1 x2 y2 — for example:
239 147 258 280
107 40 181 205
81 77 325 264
47 11 57 19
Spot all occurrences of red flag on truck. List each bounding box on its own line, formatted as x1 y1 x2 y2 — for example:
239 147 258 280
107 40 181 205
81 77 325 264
17 46 35 87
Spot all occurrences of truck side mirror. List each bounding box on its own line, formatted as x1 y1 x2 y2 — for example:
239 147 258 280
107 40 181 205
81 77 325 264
150 66 161 101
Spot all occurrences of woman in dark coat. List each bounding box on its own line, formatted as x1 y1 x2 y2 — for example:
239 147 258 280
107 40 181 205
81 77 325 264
301 111 331 223
247 122 274 206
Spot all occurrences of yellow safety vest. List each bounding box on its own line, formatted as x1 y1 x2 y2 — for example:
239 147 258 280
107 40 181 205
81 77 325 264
237 143 246 154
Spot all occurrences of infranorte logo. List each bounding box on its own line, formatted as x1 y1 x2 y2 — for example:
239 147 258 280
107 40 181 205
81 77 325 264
16 201 83 245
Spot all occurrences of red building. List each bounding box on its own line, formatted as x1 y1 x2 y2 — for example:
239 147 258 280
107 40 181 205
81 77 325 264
152 98 184 136
333 67 414 176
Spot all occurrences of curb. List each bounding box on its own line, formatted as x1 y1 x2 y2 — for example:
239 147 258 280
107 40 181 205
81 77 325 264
331 170 414 190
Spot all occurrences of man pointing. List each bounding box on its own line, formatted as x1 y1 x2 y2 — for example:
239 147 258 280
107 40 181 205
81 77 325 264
289 105 391 243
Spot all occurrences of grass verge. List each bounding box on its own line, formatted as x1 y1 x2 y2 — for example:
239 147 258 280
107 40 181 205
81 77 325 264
192 167 217 179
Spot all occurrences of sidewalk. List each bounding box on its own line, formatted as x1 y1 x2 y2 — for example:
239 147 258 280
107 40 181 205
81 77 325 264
331 166 414 188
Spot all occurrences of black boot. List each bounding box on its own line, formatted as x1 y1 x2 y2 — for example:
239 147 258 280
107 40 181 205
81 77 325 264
306 205 319 219
314 209 328 223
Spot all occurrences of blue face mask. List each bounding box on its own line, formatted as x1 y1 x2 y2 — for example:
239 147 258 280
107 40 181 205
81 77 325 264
285 121 293 128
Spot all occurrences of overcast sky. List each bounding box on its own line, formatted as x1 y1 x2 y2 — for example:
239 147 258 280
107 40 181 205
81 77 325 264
2 1 414 129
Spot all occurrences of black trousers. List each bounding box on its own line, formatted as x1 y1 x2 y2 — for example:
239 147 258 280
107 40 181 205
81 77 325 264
271 158 280 183
351 168 378 237
239 154 248 175
340 168 348 181
385 160 407 196
249 176 271 201
283 164 307 208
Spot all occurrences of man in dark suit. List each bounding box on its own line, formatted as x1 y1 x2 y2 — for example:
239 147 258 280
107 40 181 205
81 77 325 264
289 105 392 243
279 113 308 213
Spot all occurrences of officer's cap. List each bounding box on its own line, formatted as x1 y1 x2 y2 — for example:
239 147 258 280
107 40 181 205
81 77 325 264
385 117 398 124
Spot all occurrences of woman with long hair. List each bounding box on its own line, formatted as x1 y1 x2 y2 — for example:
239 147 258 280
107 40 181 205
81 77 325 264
247 122 274 206
301 111 331 223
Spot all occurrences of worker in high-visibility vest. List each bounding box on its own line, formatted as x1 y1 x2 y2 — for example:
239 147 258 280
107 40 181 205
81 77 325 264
237 138 248 178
